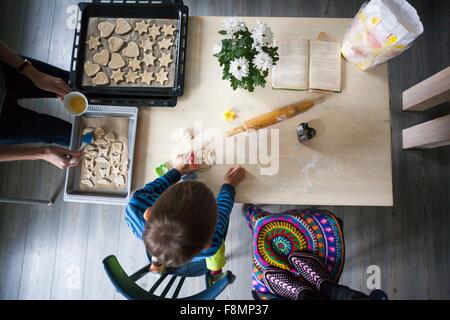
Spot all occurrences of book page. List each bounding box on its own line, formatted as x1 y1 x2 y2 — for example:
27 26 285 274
309 40 342 92
272 38 309 90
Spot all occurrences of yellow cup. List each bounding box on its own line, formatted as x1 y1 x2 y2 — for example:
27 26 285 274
63 92 88 116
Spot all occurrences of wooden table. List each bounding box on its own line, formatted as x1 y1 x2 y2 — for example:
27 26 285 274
132 16 393 206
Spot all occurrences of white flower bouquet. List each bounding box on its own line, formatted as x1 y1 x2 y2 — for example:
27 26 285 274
213 17 279 92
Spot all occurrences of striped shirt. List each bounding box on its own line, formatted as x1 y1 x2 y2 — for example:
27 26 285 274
125 169 235 260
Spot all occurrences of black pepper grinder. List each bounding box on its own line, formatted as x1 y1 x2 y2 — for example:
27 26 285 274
297 123 316 143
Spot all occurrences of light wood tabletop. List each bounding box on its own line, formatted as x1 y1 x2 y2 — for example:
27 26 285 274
132 16 393 206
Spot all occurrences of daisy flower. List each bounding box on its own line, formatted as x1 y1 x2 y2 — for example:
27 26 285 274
212 42 223 55
230 57 249 80
223 16 246 37
253 51 273 71
251 20 274 48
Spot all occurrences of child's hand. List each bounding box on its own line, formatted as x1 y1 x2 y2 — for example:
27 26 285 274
224 166 246 187
173 153 198 175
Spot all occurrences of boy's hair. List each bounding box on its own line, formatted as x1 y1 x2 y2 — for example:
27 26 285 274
144 181 217 267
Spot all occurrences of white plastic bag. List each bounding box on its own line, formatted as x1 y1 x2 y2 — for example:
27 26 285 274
341 0 424 70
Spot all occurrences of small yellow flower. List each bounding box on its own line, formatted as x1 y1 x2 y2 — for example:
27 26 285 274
224 109 237 122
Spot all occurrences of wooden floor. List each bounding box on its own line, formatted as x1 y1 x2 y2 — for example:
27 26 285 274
0 0 449 300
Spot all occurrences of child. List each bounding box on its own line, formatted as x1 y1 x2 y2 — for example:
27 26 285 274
125 154 246 282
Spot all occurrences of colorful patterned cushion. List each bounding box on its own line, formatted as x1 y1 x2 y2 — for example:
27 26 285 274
244 206 345 300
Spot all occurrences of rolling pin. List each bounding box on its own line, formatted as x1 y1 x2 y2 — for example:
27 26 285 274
226 100 314 137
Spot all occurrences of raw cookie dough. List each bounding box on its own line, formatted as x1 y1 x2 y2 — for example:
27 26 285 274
122 41 140 58
87 36 102 50
142 53 156 67
159 52 173 68
140 38 155 52
125 70 140 83
98 22 115 38
84 61 101 77
111 69 125 83
155 69 169 85
128 58 142 71
115 18 132 35
93 49 110 66
140 71 155 85
105 131 116 142
109 53 126 70
81 179 95 187
148 24 161 39
162 24 176 36
108 37 125 52
158 37 174 50
134 20 149 35
92 72 110 86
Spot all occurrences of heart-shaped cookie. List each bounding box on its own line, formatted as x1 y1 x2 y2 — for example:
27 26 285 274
84 61 101 77
108 37 125 52
93 49 110 66
115 18 132 35
108 53 126 69
92 72 110 86
98 22 115 38
122 41 140 58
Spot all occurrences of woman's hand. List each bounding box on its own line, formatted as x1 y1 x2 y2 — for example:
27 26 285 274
224 166 246 187
40 147 82 170
173 153 199 176
25 67 71 98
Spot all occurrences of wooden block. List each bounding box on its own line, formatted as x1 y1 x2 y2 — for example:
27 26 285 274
403 114 450 149
402 67 450 111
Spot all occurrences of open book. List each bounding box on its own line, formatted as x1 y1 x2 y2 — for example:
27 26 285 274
272 39 342 92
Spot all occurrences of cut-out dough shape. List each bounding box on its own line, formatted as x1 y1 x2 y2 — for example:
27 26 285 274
98 145 109 158
97 178 111 185
85 150 99 159
134 20 149 35
105 132 116 143
96 156 109 164
95 138 108 146
162 24 177 36
84 61 101 77
98 22 115 38
86 36 101 50
111 162 121 176
111 69 125 84
142 53 156 67
84 144 97 152
159 52 173 68
115 18 132 35
114 175 126 187
92 72 110 86
148 24 161 39
128 58 142 71
122 41 140 58
139 38 155 52
94 127 105 138
110 152 121 163
99 166 111 178
112 142 123 153
125 70 141 83
93 50 110 66
140 71 155 85
108 53 126 70
155 69 169 85
158 37 174 50
108 37 125 52
84 158 95 170
81 179 95 187
84 168 95 179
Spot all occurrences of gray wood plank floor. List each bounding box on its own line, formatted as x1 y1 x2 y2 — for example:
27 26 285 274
0 0 449 300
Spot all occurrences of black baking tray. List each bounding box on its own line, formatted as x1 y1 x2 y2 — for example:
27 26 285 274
69 0 188 107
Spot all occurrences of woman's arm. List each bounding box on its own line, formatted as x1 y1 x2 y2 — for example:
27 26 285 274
0 42 71 97
0 146 82 169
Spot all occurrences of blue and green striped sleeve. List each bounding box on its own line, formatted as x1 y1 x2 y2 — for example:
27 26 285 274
125 169 181 240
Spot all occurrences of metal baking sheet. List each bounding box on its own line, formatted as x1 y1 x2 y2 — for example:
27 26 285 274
64 105 138 206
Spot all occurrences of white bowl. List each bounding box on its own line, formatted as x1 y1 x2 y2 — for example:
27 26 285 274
63 92 88 116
